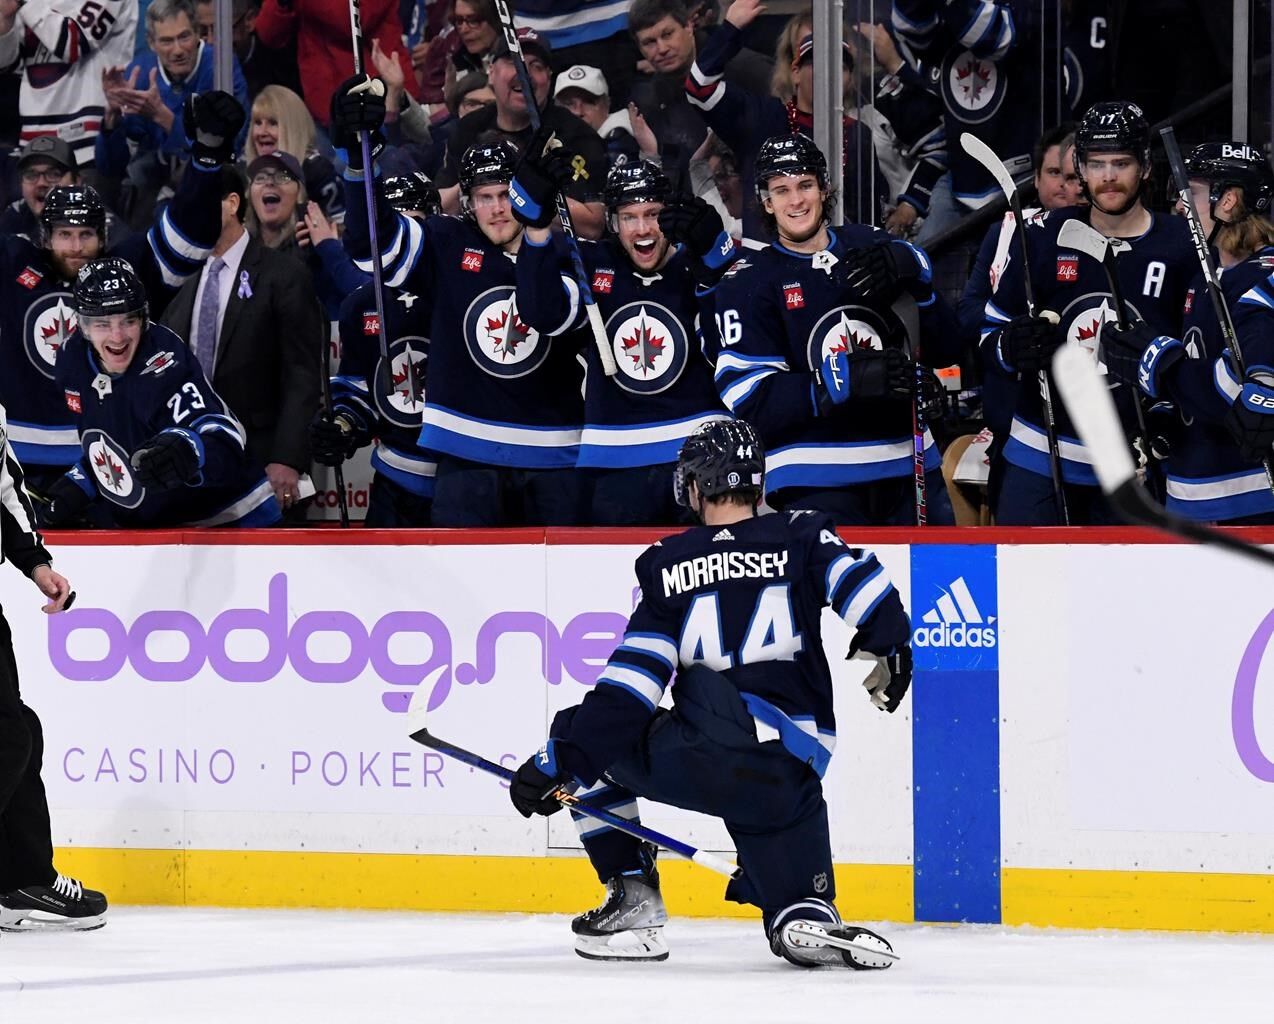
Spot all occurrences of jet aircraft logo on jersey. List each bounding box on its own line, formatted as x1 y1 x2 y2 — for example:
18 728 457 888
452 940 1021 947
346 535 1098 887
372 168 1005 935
140 351 177 377
25 292 77 378
913 576 996 649
374 336 429 427
82 430 145 509
1060 292 1143 372
941 49 1005 124
807 305 892 370
463 286 548 378
605 301 688 395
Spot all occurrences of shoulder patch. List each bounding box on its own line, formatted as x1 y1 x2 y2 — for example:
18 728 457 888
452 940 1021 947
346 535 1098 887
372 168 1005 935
721 258 751 279
17 266 43 289
140 351 178 377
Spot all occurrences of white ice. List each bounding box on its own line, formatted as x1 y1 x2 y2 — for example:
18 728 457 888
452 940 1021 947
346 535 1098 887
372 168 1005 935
1 909 1270 1023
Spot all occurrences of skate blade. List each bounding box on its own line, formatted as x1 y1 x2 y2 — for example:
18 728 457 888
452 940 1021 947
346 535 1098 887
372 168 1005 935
574 927 669 962
0 909 107 933
782 921 898 969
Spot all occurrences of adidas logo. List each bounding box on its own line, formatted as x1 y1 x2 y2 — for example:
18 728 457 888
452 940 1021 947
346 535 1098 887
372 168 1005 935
712 528 735 542
913 576 997 649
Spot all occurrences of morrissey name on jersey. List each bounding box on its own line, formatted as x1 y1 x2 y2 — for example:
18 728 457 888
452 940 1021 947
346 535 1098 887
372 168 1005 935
661 550 790 596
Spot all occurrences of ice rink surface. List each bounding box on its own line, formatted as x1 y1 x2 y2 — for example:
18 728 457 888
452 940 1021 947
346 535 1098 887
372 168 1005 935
1 908 1270 1023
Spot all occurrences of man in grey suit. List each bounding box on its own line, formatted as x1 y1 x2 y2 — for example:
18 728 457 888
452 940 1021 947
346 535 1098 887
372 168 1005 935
161 165 322 512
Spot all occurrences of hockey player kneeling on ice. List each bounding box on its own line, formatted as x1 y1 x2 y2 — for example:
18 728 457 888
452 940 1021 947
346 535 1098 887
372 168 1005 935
0 402 106 931
509 419 908 968
37 259 282 529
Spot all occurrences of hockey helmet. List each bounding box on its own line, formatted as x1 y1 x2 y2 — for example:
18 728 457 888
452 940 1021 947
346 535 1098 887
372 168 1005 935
674 419 765 508
1185 142 1274 217
73 257 148 323
384 172 442 217
754 132 828 201
1073 101 1151 169
458 139 519 194
40 184 107 248
604 160 670 212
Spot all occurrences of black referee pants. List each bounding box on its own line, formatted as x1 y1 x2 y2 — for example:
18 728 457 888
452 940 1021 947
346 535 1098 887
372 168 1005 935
0 610 55 892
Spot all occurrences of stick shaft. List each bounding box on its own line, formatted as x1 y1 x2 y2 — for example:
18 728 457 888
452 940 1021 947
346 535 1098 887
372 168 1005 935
318 330 350 528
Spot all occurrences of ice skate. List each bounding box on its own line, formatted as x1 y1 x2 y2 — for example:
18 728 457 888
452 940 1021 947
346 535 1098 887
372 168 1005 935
0 874 108 932
571 858 668 962
774 919 897 969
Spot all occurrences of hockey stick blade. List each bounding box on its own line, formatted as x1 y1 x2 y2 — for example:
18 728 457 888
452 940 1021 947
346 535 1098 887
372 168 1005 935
404 684 743 879
959 132 1019 203
1053 345 1274 568
1057 218 1129 264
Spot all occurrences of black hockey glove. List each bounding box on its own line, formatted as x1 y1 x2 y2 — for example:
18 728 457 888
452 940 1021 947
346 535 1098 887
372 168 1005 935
995 314 1062 375
915 364 948 424
658 195 729 262
183 90 245 169
31 473 94 529
309 410 363 467
851 644 912 713
508 127 574 229
1099 319 1185 399
329 75 387 171
816 346 913 412
509 743 572 818
1226 378 1274 463
838 239 929 301
131 429 203 489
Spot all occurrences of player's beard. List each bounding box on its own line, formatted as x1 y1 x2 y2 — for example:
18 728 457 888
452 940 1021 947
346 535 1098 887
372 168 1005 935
49 248 94 282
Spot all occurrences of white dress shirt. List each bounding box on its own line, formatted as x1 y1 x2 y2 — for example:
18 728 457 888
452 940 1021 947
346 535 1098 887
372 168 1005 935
190 227 251 370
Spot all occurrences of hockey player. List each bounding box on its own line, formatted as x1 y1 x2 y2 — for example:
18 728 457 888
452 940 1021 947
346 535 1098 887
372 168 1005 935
0 90 244 496
309 176 442 527
331 74 584 527
1101 143 1274 524
711 133 959 525
39 258 280 529
509 419 910 967
0 401 105 932
512 156 733 525
983 101 1194 524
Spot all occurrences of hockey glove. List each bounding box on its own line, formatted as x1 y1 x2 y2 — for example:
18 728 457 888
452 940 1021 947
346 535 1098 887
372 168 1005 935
309 410 363 467
183 90 245 169
131 429 203 489
915 365 948 424
31 472 94 529
1226 377 1274 463
658 195 733 268
995 314 1062 375
508 127 574 229
329 75 387 171
1099 319 1185 399
851 645 913 713
509 743 572 818
817 346 913 411
838 239 930 301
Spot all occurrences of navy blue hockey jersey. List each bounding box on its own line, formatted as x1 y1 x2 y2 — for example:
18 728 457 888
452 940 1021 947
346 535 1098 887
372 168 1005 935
53 323 280 528
514 234 730 468
1150 250 1274 521
0 161 221 471
333 283 435 498
983 206 1193 484
712 226 960 503
342 171 584 469
548 510 911 787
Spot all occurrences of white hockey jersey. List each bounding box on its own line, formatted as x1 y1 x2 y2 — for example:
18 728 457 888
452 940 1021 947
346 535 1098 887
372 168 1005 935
0 0 138 169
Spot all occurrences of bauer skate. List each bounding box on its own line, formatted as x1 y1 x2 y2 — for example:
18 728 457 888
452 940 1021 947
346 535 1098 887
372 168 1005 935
572 855 668 962
773 919 897 969
0 873 108 932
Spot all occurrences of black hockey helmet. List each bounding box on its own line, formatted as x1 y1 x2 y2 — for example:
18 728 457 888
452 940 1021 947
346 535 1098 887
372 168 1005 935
674 419 765 508
1185 142 1274 217
40 184 107 248
754 132 828 201
384 172 442 217
1073 101 1151 169
73 257 148 322
458 139 519 194
604 160 670 212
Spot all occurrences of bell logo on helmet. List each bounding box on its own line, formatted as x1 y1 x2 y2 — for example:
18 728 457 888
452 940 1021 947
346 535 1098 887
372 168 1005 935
1222 144 1261 161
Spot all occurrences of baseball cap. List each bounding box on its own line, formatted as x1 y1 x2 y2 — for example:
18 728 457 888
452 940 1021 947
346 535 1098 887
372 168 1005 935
491 27 552 66
554 65 608 99
797 34 854 67
18 136 77 172
246 151 304 182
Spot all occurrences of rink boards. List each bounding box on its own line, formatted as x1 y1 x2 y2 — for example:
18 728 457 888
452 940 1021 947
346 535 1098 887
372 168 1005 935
14 526 1274 934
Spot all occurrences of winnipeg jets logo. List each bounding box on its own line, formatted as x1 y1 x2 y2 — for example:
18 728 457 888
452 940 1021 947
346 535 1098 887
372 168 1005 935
604 301 688 395
373 336 429 428
463 286 547 378
81 430 144 508
25 292 77 377
1059 292 1144 378
953 55 993 106
140 351 177 377
942 49 1005 124
807 305 891 369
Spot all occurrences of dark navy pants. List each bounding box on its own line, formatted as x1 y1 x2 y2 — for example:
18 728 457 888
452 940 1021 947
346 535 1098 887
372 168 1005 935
430 456 580 527
582 464 694 527
364 473 433 527
779 470 953 526
554 667 835 929
995 462 1119 525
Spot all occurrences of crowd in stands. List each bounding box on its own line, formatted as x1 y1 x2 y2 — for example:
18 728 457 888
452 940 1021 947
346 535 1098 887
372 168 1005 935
0 0 1268 530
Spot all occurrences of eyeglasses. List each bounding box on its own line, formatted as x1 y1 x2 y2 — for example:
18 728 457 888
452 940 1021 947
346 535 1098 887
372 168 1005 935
452 14 486 28
22 167 67 184
251 170 297 187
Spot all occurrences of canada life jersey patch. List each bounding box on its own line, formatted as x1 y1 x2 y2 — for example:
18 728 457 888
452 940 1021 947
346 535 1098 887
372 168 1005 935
783 283 805 310
1057 254 1079 282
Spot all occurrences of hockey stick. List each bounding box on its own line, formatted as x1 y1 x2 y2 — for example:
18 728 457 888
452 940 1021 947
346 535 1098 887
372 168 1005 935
891 293 927 524
960 132 1070 524
404 685 741 879
1160 126 1274 496
491 0 618 376
319 323 349 528
346 0 418 407
1055 218 1156 482
1053 344 1274 568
